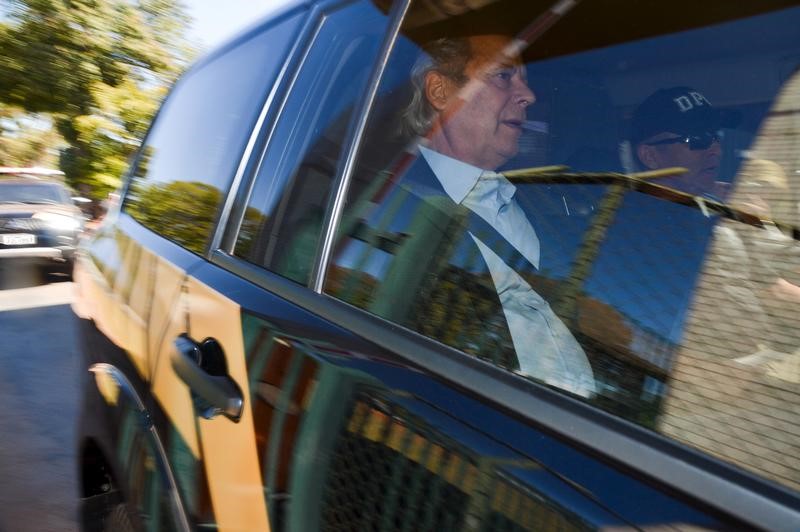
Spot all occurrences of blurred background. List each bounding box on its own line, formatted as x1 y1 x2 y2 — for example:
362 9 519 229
0 2 285 530
0 0 286 212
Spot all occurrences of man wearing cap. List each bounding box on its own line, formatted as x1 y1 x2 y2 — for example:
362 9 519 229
631 88 800 367
631 86 740 198
618 87 740 354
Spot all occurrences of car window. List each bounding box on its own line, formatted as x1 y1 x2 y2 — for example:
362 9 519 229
123 12 305 254
0 183 66 204
324 0 800 492
233 0 391 285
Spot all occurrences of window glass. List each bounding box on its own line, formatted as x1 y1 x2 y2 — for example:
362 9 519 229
124 13 304 254
325 0 800 492
234 0 390 285
0 183 66 204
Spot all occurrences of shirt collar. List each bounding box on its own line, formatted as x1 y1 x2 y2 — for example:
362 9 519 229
495 177 515 204
418 145 484 204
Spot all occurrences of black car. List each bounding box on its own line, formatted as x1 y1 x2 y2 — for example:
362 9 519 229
0 175 84 275
73 0 800 530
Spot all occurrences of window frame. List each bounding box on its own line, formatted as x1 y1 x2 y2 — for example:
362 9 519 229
222 0 395 284
118 2 310 257
212 1 800 528
213 0 388 263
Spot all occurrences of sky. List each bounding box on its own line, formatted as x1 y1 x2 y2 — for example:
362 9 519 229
186 0 292 50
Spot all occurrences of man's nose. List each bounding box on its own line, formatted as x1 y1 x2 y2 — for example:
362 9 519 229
515 78 535 107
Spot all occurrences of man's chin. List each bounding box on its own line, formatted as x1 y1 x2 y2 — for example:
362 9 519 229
494 145 519 168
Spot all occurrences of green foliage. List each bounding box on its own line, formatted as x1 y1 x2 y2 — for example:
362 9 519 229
56 79 167 200
0 0 197 203
0 103 65 167
126 180 221 254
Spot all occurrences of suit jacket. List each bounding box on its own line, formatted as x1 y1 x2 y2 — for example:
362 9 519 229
333 154 556 374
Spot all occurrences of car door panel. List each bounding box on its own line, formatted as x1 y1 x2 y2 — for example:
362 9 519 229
147 272 271 531
75 213 206 530
187 277 268 531
74 3 311 527
171 257 739 531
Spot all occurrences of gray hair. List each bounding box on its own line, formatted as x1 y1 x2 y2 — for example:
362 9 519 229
400 37 472 138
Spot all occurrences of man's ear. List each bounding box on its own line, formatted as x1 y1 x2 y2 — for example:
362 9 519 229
637 143 659 170
424 70 453 111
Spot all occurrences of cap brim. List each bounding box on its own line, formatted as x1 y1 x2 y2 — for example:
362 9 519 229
631 105 742 143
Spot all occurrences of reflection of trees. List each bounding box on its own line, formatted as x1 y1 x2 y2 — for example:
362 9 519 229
126 180 221 254
414 266 665 426
330 231 671 425
326 266 380 310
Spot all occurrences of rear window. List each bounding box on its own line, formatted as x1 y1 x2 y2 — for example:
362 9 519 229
325 0 800 492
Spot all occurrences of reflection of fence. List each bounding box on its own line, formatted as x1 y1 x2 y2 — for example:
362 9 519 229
331 172 676 424
349 158 800 491
245 318 593 531
320 394 587 531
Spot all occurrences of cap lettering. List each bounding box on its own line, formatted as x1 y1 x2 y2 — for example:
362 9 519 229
690 91 710 106
674 95 693 112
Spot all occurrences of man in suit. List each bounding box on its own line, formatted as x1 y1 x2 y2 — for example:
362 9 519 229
334 35 596 397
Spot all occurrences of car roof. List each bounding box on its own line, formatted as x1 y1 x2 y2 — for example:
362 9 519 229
0 178 65 187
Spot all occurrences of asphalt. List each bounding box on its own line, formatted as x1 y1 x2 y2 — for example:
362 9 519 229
0 262 80 531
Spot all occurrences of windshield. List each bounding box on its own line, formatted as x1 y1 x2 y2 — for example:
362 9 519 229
0 183 68 204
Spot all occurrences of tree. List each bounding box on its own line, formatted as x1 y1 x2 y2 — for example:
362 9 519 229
0 0 196 200
0 103 64 167
57 79 167 199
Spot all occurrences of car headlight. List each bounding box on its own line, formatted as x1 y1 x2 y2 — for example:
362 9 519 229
33 211 82 231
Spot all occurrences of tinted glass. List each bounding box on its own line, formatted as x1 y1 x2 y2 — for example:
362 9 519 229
325 0 800 492
124 13 304 254
0 183 67 203
234 0 389 285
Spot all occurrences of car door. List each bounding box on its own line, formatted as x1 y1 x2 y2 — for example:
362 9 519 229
314 1 800 530
75 6 308 531
145 0 394 529
146 2 800 532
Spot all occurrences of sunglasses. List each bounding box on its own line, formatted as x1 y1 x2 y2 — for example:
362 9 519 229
645 130 723 151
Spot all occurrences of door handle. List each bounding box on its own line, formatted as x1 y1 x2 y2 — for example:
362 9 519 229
172 334 244 422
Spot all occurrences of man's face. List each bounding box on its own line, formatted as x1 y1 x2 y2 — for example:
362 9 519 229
427 35 535 170
637 130 722 194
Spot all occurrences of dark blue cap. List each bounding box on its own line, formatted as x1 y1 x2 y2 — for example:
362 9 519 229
631 86 741 144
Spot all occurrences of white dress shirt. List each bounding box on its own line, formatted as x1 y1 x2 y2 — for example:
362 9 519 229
419 146 596 397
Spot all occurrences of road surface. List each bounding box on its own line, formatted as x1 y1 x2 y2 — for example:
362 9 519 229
0 262 80 532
